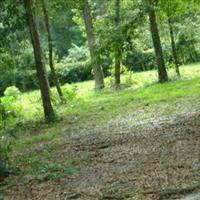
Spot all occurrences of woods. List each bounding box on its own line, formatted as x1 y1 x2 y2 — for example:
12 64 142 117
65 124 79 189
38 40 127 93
1 0 200 199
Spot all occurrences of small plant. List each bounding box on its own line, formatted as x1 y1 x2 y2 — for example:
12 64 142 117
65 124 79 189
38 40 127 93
0 86 21 131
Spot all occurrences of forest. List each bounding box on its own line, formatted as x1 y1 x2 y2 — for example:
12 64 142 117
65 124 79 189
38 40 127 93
0 0 200 199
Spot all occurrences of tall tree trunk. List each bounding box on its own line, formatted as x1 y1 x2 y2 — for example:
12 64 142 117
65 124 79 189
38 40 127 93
40 0 64 100
148 7 168 82
114 0 121 87
114 48 121 86
82 0 105 90
168 16 180 77
23 0 55 122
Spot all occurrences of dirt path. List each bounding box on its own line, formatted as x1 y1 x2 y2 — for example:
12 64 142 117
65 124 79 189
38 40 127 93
2 112 200 200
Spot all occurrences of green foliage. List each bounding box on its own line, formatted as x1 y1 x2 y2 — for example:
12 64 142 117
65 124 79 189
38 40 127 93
51 84 78 106
55 60 93 84
0 86 21 132
124 49 156 72
0 40 38 95
4 86 21 100
1 86 21 114
64 44 89 63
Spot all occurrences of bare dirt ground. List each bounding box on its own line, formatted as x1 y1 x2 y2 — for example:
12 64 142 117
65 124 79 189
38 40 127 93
1 111 200 200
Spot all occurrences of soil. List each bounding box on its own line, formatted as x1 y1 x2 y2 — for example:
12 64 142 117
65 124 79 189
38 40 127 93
1 111 200 200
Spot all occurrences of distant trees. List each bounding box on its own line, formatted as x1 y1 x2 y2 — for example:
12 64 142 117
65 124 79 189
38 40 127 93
23 0 55 121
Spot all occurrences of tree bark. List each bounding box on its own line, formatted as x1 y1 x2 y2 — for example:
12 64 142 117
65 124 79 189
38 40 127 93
23 0 55 122
114 0 121 87
168 16 180 77
40 0 64 100
82 0 105 90
148 7 168 82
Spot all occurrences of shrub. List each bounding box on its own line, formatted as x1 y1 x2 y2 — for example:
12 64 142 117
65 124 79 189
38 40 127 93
51 84 78 106
0 70 38 95
55 60 93 85
0 86 21 131
64 44 89 63
124 49 156 72
4 86 21 100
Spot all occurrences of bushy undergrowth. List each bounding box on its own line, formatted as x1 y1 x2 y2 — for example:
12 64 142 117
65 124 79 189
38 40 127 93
55 60 93 85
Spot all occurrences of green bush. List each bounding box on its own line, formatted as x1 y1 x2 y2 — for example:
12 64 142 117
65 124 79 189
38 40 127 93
124 49 156 72
64 44 89 63
15 70 38 92
0 60 93 95
51 84 78 106
0 86 21 131
54 60 93 85
4 86 21 100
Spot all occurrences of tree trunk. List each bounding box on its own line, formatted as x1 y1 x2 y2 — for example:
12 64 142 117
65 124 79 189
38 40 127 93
114 48 121 86
148 7 168 82
168 16 180 77
114 0 121 87
82 0 105 90
23 0 55 122
40 0 64 100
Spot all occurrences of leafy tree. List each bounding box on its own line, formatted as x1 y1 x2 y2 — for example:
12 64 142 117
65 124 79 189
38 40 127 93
40 0 64 101
81 0 105 89
114 0 122 87
23 0 55 121
158 0 189 77
144 0 168 82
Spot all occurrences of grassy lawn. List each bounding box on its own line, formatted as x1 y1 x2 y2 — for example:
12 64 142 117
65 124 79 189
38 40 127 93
2 62 200 185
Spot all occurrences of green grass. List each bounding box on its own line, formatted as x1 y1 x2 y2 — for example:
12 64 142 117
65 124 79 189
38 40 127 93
11 128 57 149
3 62 200 185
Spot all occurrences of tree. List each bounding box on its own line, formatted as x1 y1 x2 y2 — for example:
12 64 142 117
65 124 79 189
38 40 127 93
23 0 55 121
40 0 64 101
159 0 183 77
82 0 105 90
114 0 122 87
167 15 180 77
146 1 168 82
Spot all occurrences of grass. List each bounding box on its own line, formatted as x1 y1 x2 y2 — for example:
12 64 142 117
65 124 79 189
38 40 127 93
7 148 91 184
2 62 200 185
